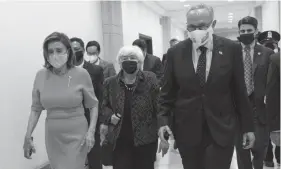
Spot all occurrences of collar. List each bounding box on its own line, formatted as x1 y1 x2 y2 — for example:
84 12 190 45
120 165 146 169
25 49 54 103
205 34 213 51
92 57 100 65
241 40 256 50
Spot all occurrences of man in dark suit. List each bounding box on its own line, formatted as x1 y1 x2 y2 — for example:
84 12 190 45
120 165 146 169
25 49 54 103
132 39 163 84
86 41 116 79
266 52 280 132
70 37 104 169
235 16 274 169
162 38 179 68
157 4 255 169
258 30 280 167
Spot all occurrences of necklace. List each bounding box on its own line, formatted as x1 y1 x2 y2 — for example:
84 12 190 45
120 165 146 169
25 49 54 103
124 83 134 91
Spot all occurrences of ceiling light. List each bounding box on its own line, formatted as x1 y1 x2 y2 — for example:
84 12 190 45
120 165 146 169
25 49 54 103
228 15 233 18
184 4 190 7
228 12 233 15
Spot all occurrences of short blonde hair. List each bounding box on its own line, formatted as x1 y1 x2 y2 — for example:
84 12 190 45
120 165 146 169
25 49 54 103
116 45 145 63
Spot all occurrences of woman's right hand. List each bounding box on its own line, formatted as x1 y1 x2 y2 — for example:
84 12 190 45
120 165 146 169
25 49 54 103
110 113 121 125
23 136 36 159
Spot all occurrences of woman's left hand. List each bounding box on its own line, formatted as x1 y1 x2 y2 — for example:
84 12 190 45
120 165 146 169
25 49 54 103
81 130 95 152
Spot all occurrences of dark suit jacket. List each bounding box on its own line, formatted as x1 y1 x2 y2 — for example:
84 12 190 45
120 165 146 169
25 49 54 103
99 59 116 79
162 53 167 67
100 71 159 147
266 52 280 131
158 35 254 147
83 61 104 128
143 54 163 85
83 61 104 102
237 44 273 124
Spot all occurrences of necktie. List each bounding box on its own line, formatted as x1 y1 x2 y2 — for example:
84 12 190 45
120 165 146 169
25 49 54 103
244 45 254 95
196 46 207 87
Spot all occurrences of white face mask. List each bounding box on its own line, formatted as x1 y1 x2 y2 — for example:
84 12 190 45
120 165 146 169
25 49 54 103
274 48 278 53
188 24 214 47
48 53 68 69
89 55 99 63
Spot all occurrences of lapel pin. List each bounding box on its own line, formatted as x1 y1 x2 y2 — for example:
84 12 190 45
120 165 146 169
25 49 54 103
219 51 223 55
258 52 261 55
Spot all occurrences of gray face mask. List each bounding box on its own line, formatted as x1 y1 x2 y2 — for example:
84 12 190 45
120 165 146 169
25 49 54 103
48 53 68 68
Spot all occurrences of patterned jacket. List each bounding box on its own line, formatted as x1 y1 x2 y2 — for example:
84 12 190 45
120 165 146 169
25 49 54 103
100 70 159 147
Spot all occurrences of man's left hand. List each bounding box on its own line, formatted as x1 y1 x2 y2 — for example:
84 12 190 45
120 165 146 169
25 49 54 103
242 132 255 149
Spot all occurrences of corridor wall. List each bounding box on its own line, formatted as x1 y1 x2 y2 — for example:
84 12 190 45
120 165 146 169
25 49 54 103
121 1 163 59
171 22 185 41
0 2 103 169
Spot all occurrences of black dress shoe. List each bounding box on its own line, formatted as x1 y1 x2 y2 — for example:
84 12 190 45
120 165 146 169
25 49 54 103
264 161 274 167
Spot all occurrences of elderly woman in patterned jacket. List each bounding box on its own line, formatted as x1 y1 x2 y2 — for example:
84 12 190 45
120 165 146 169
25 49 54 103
99 45 160 169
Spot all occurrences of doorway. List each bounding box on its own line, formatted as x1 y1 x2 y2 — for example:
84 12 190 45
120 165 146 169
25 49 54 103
139 33 153 55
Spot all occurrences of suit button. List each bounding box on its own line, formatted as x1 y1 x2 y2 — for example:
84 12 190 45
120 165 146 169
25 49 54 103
202 94 205 97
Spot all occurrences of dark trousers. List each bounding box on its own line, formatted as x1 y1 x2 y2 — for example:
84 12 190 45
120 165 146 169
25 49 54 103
235 94 270 169
113 140 157 169
177 122 234 169
85 110 102 169
265 138 280 164
87 132 102 169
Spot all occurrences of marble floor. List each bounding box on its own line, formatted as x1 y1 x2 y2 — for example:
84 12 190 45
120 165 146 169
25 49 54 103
154 139 280 169
103 139 280 169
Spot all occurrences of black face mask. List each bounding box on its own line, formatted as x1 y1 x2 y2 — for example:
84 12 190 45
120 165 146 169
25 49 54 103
265 43 275 50
75 51 84 62
237 33 255 45
122 61 138 74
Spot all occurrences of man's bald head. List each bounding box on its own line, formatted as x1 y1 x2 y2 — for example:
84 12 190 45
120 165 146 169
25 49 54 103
186 4 216 31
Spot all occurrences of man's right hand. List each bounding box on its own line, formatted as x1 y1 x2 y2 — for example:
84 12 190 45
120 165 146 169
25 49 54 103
158 140 169 157
158 125 173 144
158 125 172 157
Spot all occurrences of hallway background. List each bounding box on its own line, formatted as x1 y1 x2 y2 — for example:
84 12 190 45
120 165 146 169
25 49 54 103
0 1 279 169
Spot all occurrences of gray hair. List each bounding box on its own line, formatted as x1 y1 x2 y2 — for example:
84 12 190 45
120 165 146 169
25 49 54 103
116 45 145 64
186 4 214 21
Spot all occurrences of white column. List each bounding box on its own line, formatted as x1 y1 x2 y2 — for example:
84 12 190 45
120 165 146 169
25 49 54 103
101 1 124 71
261 1 279 32
253 5 263 31
160 16 171 54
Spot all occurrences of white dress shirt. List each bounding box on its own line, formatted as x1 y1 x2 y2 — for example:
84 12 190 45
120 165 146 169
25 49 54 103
94 58 100 65
192 36 213 81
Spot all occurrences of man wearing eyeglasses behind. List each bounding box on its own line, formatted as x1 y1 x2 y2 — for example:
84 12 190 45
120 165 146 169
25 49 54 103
157 4 255 169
